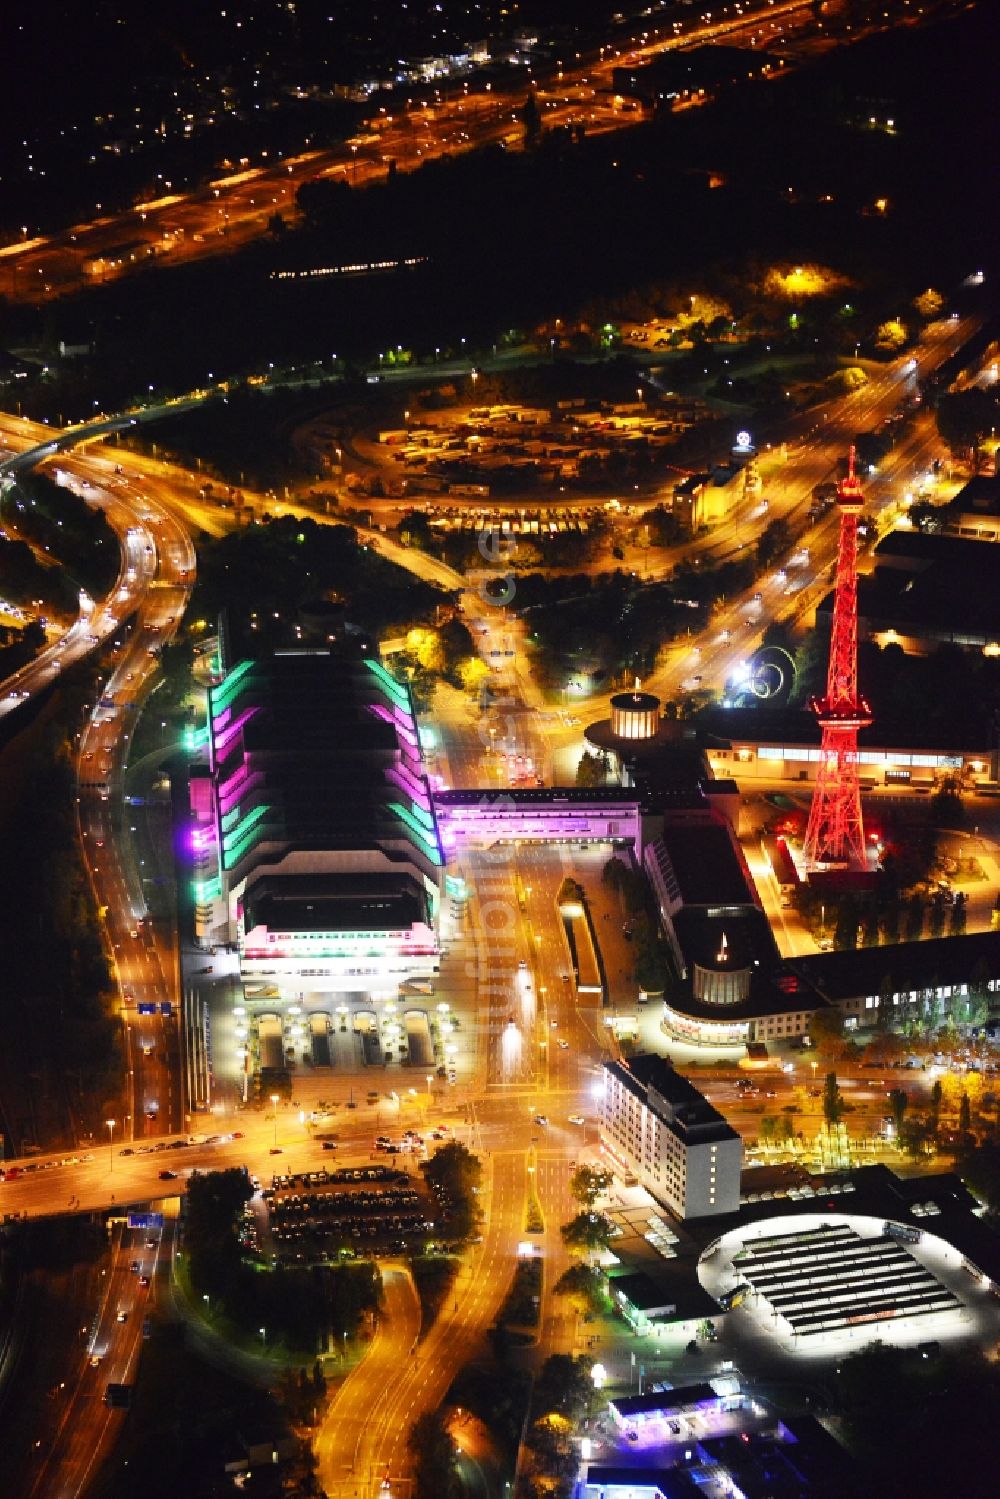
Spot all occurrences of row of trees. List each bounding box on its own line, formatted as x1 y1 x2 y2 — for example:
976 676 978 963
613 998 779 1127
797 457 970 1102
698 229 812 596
387 618 489 710
601 856 670 994
0 656 121 1145
800 888 969 951
420 1141 483 1241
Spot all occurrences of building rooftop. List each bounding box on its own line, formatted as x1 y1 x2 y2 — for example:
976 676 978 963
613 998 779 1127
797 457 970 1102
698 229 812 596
243 873 427 934
609 1270 678 1315
607 1056 740 1146
944 474 1000 517
791 930 1000 1002
657 812 759 909
609 1384 720 1420
672 907 779 975
583 1467 703 1499
696 703 990 755
700 1419 856 1499
208 651 442 881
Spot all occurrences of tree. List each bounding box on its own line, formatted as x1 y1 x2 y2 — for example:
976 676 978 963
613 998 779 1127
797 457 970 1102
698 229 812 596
875 318 908 352
568 1165 613 1208
532 1354 597 1424
755 516 792 570
931 773 964 828
560 1212 614 1255
958 1139 1000 1215
866 1030 905 1067
575 750 608 788
929 1078 944 1135
881 898 901 945
399 509 435 550
834 896 860 950
822 1071 845 1127
887 1087 909 1135
422 1142 483 1239
409 1410 459 1499
457 656 490 694
899 1116 933 1159
935 388 1000 471
185 1169 255 1298
860 906 880 948
960 1092 973 1138
808 1006 847 1060
928 892 948 940
913 287 944 320
950 891 968 937
553 1264 608 1316
520 90 542 149
405 626 445 673
903 894 925 942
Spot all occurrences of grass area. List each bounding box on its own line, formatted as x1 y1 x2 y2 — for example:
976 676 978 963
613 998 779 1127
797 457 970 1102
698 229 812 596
409 1254 460 1337
172 1248 329 1366
497 1256 542 1330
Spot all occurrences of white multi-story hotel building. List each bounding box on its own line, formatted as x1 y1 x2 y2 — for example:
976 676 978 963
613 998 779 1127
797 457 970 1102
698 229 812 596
600 1056 742 1219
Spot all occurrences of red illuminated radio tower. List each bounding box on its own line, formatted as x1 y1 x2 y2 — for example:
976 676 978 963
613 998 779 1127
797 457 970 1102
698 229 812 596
803 449 872 869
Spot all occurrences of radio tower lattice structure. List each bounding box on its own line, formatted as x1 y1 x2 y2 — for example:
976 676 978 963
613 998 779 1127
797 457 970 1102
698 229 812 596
803 448 872 869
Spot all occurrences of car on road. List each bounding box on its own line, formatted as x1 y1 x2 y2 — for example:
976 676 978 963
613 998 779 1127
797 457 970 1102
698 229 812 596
269 1147 283 1155
138 1275 150 1288
557 1039 569 1050
534 1115 548 1127
116 1311 128 1323
568 1115 585 1126
158 1170 177 1180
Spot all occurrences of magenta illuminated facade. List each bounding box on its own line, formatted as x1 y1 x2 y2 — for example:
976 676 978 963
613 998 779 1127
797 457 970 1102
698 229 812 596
432 787 644 850
190 651 442 999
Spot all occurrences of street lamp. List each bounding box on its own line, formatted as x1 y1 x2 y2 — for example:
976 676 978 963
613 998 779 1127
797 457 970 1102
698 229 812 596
106 1119 115 1174
270 1093 280 1149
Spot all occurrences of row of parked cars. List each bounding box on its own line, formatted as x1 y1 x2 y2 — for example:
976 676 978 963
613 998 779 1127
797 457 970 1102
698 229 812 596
266 1171 434 1261
0 1152 94 1183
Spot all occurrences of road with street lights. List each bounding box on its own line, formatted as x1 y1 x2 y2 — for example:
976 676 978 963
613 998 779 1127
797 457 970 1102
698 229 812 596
0 0 831 304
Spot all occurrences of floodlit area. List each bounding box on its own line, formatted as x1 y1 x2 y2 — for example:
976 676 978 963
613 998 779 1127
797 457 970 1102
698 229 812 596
700 1212 1000 1360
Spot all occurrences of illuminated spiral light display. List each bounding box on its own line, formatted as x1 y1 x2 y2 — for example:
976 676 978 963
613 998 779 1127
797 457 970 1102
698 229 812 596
730 645 797 706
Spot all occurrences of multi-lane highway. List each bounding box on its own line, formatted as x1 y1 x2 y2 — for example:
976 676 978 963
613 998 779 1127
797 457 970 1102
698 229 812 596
76 490 195 1145
24 1215 167 1499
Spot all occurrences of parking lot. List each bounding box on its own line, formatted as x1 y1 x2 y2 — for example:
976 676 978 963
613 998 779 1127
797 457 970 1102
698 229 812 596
264 1163 435 1262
